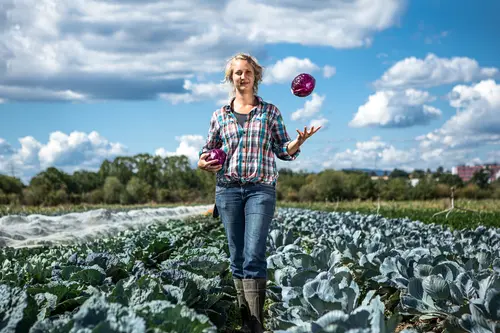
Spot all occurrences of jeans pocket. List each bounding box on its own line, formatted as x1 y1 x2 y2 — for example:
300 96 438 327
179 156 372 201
215 185 225 194
257 183 276 194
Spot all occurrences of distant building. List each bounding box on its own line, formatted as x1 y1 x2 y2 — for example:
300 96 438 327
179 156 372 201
452 164 500 182
370 175 389 181
410 178 420 187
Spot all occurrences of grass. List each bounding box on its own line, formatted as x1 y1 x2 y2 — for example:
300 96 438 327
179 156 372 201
277 199 500 229
2 198 500 230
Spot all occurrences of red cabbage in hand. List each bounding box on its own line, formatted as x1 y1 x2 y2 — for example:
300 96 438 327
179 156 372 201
291 73 316 97
207 149 226 165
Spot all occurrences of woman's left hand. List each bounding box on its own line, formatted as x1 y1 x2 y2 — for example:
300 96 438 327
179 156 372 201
296 126 321 146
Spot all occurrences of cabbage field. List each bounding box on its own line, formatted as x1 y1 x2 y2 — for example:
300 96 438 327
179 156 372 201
0 206 499 332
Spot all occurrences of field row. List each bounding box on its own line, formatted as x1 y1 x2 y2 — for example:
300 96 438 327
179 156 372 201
0 207 499 332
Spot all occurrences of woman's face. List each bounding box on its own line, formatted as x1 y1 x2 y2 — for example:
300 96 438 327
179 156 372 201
232 59 255 93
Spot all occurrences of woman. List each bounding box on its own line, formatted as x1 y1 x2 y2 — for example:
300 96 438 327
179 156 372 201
198 53 320 333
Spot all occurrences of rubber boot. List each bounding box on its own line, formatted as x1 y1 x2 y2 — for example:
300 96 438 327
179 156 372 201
234 279 252 333
243 279 268 333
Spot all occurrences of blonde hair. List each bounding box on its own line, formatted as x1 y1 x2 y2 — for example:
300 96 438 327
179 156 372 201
223 53 264 97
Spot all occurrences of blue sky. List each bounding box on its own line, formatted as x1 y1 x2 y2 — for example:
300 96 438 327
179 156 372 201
1 0 499 183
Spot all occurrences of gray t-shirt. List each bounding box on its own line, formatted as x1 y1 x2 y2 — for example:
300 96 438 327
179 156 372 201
233 111 247 129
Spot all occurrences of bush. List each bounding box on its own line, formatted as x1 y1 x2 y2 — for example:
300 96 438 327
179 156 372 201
103 177 124 204
84 189 104 204
0 189 7 205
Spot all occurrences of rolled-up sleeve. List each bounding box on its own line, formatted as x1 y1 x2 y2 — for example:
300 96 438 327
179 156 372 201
270 107 300 161
199 111 222 158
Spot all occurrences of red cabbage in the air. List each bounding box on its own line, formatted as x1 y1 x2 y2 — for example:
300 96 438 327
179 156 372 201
207 149 226 165
291 73 316 97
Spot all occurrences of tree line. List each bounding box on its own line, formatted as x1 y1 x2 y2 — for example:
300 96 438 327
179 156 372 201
0 154 499 206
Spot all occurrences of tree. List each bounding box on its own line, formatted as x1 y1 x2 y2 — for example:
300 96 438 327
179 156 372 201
126 176 153 204
410 169 426 179
0 175 24 194
438 173 464 188
313 170 346 201
103 176 124 204
470 169 490 189
71 170 102 193
30 167 77 193
345 172 376 200
410 178 437 200
389 168 409 179
382 178 410 200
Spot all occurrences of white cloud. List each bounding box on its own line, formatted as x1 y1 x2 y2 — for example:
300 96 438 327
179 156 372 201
445 79 500 134
0 139 15 156
159 80 230 105
0 98 5 103
356 137 388 151
276 156 322 173
323 138 417 171
37 131 127 169
0 85 86 102
263 57 320 84
291 93 325 121
309 117 329 129
318 136 479 173
155 134 205 165
323 65 336 78
417 79 500 150
349 88 441 128
0 131 127 183
0 0 405 102
424 30 450 45
231 0 406 48
374 53 498 89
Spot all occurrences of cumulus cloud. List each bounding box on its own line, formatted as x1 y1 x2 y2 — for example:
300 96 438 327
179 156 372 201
236 0 406 48
309 117 329 129
0 139 15 156
323 137 417 171
263 57 320 84
155 134 205 165
374 53 498 89
0 131 127 183
159 80 230 105
36 131 126 168
323 65 336 78
0 85 86 102
318 136 478 173
0 0 405 102
417 79 500 150
349 88 442 128
291 93 325 121
276 154 324 173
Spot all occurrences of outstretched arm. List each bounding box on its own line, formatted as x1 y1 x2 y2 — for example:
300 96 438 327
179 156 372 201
286 125 322 155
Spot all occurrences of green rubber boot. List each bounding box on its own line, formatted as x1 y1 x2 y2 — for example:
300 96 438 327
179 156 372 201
234 279 252 333
243 278 268 333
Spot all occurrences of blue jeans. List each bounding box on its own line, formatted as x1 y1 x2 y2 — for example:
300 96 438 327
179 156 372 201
215 182 276 279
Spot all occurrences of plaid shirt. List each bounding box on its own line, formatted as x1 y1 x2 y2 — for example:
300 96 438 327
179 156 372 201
199 95 300 185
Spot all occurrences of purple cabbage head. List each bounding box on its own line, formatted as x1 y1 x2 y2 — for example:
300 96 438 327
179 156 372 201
291 73 316 97
207 148 226 165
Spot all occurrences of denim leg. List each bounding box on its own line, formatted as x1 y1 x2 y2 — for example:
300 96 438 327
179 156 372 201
215 186 245 279
243 184 276 279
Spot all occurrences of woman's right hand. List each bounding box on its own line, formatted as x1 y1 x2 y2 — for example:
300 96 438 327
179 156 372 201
198 153 223 173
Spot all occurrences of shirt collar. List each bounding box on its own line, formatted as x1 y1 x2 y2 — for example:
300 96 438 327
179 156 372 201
224 95 264 113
